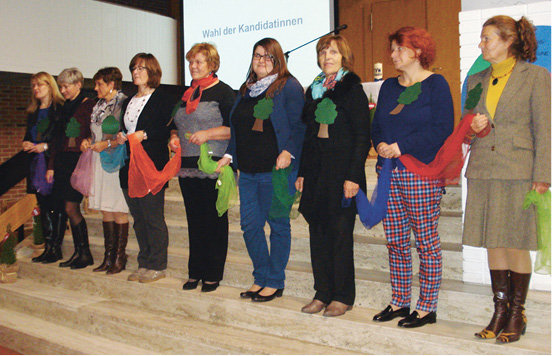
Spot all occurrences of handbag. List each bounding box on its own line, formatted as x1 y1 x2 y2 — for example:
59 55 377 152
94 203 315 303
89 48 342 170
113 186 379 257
70 149 94 196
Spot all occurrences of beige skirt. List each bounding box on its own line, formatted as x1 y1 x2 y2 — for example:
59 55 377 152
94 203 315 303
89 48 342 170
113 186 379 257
463 179 537 250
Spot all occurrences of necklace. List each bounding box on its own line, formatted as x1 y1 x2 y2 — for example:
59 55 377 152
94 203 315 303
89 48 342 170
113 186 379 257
491 66 514 85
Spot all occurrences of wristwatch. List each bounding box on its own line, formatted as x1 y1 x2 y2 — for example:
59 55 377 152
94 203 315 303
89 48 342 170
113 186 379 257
43 143 48 151
107 139 112 148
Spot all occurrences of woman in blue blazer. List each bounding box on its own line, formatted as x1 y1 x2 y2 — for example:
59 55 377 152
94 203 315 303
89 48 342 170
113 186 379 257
217 38 305 302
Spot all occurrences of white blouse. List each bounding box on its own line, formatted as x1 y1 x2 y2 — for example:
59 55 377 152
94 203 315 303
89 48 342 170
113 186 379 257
124 93 152 134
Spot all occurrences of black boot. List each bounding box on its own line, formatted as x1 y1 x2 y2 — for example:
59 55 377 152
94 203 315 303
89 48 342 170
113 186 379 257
32 208 54 262
106 222 128 274
70 219 94 269
93 221 116 272
43 212 67 264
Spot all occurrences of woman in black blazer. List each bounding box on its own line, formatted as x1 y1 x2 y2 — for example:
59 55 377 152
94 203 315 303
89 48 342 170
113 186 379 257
116 53 173 283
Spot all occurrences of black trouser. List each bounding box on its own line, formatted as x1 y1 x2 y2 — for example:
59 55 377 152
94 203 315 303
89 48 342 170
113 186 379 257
123 188 168 270
179 177 228 282
309 206 356 306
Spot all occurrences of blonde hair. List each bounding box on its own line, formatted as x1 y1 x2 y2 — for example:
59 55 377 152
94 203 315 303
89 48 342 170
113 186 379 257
186 43 220 73
26 72 65 113
57 67 84 86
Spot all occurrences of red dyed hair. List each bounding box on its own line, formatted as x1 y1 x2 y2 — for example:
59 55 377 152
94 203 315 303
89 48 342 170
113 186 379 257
388 27 436 69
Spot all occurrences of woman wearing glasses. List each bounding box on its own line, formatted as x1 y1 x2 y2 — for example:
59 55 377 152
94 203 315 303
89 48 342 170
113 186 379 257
217 38 305 302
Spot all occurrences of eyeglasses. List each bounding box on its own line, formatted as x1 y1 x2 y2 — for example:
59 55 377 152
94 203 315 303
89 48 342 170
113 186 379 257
253 53 274 62
132 66 147 72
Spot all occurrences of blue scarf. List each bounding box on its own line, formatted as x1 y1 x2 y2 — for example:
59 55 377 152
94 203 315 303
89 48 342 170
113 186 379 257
342 158 392 229
247 73 278 98
310 68 348 100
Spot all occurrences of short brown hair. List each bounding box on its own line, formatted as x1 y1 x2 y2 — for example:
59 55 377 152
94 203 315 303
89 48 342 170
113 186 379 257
316 35 354 71
186 43 220 73
129 53 162 88
240 38 291 98
93 67 123 90
388 27 436 69
483 15 537 62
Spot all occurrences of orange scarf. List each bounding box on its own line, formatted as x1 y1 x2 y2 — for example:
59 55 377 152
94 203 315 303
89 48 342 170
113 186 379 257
181 73 218 114
128 133 181 198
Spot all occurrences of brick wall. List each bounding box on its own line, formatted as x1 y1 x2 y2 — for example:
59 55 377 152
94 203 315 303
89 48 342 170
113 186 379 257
0 72 31 213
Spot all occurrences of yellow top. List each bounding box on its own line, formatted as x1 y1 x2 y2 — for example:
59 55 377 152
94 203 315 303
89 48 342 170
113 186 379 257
486 56 516 119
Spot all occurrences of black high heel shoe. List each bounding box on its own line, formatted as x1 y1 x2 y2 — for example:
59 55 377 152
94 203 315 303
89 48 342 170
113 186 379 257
251 288 283 302
201 281 219 292
182 279 200 290
240 288 262 299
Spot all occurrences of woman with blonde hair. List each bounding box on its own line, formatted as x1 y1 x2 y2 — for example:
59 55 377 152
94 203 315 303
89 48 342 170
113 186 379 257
169 43 235 292
23 72 64 263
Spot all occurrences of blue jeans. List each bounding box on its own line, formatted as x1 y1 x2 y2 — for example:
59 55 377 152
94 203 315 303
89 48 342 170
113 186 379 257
239 172 291 289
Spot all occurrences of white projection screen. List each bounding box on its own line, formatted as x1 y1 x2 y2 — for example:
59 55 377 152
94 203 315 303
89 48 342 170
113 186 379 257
183 0 335 89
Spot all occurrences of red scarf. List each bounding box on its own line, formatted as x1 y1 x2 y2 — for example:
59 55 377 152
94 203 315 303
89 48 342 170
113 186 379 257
181 73 218 114
128 133 181 198
399 114 476 186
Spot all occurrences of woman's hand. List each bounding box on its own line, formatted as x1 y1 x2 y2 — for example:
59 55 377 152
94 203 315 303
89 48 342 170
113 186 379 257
377 142 401 158
295 177 304 192
189 130 209 145
275 150 292 170
80 138 92 152
46 170 54 183
116 132 127 145
91 141 108 153
532 182 550 194
470 113 489 134
22 141 34 151
133 130 146 143
343 180 359 199
215 157 231 173
169 136 180 152
30 142 47 153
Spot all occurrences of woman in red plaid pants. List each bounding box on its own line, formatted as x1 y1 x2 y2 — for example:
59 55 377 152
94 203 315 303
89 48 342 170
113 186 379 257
370 27 454 328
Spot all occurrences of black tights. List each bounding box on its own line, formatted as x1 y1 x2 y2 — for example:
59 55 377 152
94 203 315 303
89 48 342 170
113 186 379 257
65 201 83 226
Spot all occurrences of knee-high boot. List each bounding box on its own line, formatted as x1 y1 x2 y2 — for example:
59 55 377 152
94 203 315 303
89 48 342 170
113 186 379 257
43 212 67 264
107 222 128 274
93 221 116 272
69 219 94 269
32 208 54 262
475 270 510 339
496 271 531 343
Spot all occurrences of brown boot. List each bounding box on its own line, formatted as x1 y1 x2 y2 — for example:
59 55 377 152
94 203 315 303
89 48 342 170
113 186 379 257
106 222 128 274
475 270 510 339
496 271 531 344
93 221 116 272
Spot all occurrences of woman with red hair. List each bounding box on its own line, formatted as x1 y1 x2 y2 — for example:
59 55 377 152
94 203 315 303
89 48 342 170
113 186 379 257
371 27 454 327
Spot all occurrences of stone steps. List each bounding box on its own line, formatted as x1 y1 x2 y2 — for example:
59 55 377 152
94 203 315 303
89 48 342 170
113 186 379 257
4 259 549 355
0 274 352 355
0 308 154 355
61 232 551 333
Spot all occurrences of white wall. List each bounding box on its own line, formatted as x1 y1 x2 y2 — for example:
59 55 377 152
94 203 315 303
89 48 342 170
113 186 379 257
0 0 178 84
459 1 551 291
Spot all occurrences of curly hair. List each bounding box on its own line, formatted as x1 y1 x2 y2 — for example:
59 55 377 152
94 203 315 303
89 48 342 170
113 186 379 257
483 15 537 62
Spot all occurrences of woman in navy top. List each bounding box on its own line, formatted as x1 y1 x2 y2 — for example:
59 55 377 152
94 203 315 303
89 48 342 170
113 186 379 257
371 27 454 328
217 38 305 302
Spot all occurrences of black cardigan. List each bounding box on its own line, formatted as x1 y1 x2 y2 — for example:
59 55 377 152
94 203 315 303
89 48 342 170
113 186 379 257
298 72 371 224
119 88 174 190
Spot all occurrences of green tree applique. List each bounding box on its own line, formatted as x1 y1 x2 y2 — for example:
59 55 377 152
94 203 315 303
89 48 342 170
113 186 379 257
464 82 483 112
65 117 81 147
36 117 50 141
315 98 338 138
390 82 422 115
252 97 274 132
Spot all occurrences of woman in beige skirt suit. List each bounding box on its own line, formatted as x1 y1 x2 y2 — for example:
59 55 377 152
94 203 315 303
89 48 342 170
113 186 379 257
463 15 550 344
